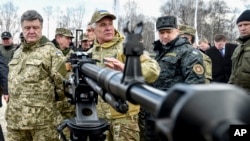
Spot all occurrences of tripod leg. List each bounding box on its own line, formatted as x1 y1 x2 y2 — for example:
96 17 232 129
0 124 5 141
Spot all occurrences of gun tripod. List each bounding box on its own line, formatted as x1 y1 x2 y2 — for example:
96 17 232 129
57 100 109 141
58 118 109 141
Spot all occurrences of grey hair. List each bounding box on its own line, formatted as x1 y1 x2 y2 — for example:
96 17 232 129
21 10 43 25
91 23 96 29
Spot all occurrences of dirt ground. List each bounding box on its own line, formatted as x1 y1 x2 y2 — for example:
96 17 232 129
0 97 7 140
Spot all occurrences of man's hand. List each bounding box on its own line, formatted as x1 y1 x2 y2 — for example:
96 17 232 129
104 57 124 71
3 94 9 103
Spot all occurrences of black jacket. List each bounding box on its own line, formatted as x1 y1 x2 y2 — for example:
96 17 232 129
205 43 237 83
0 51 8 107
152 37 205 91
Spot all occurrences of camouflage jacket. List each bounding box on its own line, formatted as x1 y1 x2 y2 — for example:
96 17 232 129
6 36 67 129
51 38 75 118
229 37 250 92
199 50 212 83
152 37 205 91
92 30 160 119
92 31 160 83
51 39 74 59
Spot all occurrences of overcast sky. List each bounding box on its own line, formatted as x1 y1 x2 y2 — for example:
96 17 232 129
1 0 163 41
2 0 246 15
2 0 246 22
2 0 163 19
0 0 247 42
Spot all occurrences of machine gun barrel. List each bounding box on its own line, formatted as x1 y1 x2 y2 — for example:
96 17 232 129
80 63 250 141
81 63 165 116
63 21 250 141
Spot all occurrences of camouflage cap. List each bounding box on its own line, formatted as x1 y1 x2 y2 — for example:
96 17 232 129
55 28 74 38
81 33 88 41
90 10 116 24
179 25 196 36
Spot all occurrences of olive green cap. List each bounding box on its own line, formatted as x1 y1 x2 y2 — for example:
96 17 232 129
90 10 116 24
179 25 196 36
55 28 74 38
81 33 88 41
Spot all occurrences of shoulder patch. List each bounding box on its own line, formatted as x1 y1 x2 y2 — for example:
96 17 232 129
192 50 199 55
193 64 204 75
165 52 177 57
56 51 63 56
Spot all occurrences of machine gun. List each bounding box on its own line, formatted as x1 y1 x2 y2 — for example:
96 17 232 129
57 51 129 141
58 21 250 141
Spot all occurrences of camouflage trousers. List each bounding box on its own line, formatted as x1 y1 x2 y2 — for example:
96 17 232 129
7 126 60 141
97 98 140 141
138 108 159 141
57 99 76 141
105 114 140 141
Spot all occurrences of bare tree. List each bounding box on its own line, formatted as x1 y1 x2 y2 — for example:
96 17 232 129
143 20 155 52
159 0 238 44
43 6 53 38
224 8 239 42
70 5 86 30
119 0 155 52
0 1 19 38
55 7 71 28
54 5 86 41
121 0 140 30
241 0 250 9
160 0 199 26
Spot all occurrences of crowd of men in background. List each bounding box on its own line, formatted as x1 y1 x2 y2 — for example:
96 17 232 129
0 8 249 141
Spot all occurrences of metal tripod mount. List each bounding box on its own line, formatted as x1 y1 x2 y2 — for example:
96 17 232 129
58 52 109 141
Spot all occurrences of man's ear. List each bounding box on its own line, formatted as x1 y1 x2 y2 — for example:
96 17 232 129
176 29 179 33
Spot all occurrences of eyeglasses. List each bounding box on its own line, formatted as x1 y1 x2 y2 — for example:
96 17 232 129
2 38 10 40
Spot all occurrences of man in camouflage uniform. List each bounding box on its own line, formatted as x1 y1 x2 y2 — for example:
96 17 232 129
229 10 250 92
86 22 95 48
51 27 75 140
52 28 74 59
139 16 206 141
179 24 212 83
5 10 67 141
78 33 92 52
89 10 160 141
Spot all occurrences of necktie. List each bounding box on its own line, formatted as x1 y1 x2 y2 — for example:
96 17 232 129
219 49 224 57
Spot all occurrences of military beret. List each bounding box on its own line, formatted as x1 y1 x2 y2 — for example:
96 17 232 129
81 33 88 41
